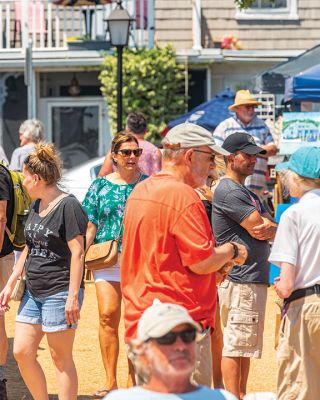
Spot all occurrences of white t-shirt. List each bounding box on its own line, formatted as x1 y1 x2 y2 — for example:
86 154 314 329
269 189 320 289
0 145 8 165
9 143 35 171
105 386 237 400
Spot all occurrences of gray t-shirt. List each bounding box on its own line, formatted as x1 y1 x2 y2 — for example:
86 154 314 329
212 178 270 284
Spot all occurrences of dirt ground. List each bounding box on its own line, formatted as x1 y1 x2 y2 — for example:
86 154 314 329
5 282 279 399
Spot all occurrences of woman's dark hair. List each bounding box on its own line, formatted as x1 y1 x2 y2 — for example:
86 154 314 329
126 112 147 134
24 143 62 185
111 132 139 154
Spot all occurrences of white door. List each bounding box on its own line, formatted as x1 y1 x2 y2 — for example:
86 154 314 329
39 97 111 169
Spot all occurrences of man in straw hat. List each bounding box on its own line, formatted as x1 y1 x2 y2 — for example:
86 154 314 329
105 300 237 399
120 122 247 387
214 90 277 201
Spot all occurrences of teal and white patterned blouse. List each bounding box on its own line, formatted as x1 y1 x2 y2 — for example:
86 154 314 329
82 175 148 251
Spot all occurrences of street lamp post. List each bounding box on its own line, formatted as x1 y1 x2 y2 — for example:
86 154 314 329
105 1 133 133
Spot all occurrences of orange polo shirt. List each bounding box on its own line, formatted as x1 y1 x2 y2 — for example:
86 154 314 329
120 173 217 343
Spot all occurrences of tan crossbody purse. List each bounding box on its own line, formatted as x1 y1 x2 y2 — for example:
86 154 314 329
85 217 124 271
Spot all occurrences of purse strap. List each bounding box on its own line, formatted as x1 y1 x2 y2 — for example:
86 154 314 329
115 215 125 242
115 173 143 241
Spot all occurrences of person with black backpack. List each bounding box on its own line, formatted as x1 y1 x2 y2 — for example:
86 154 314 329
0 164 15 400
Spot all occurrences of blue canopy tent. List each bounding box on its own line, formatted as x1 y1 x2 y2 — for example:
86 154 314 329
166 88 235 132
284 64 320 102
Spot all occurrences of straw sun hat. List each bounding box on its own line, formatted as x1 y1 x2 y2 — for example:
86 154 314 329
229 90 261 111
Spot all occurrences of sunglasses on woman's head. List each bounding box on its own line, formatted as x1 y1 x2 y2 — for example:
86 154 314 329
117 148 143 157
147 328 197 346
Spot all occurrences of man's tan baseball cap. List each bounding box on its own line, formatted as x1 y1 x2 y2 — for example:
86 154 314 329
229 90 261 111
163 122 230 156
137 299 201 342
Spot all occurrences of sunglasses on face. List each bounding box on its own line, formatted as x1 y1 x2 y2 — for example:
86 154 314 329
117 148 143 157
193 149 216 163
148 328 197 346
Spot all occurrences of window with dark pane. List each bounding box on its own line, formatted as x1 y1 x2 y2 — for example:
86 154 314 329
250 0 287 8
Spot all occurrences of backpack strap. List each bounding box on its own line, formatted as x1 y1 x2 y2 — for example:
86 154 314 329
0 163 14 232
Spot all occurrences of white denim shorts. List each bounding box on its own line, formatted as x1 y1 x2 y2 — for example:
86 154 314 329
93 255 121 283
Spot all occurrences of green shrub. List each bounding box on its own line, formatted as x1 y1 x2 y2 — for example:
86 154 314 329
235 0 275 8
99 44 186 143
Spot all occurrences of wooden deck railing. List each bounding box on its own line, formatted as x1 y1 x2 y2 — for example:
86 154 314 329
0 0 154 50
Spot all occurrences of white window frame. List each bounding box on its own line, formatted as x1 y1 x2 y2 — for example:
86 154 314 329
236 0 298 21
39 97 111 157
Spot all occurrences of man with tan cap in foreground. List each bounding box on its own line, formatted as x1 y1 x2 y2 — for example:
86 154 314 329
105 300 237 399
120 122 247 386
214 90 277 200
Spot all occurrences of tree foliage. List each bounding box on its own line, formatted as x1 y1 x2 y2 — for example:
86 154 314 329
99 45 186 143
235 0 275 8
234 0 256 8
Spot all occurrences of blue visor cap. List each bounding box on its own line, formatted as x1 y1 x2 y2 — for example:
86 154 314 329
276 147 320 179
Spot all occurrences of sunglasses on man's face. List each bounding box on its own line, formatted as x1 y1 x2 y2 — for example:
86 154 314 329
148 328 197 346
193 149 216 163
117 148 143 157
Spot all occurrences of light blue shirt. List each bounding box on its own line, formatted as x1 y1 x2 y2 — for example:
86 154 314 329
104 386 237 399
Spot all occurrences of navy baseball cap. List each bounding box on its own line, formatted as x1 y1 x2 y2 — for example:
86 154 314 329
276 147 320 179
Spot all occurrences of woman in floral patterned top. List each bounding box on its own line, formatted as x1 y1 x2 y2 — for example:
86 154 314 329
82 133 148 398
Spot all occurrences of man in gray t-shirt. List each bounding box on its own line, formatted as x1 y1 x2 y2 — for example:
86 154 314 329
212 132 277 400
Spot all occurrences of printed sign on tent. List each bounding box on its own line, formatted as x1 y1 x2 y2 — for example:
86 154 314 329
280 112 320 154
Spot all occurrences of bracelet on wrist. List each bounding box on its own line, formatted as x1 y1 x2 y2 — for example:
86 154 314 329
230 242 239 260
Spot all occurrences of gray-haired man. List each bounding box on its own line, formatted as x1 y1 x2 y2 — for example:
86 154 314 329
105 300 237 399
121 122 247 386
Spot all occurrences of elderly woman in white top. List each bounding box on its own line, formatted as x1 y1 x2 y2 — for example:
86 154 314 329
10 119 44 171
269 146 320 400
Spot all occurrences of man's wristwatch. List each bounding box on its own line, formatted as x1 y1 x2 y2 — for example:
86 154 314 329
230 242 239 259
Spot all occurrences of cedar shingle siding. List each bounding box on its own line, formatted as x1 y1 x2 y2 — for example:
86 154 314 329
155 0 320 51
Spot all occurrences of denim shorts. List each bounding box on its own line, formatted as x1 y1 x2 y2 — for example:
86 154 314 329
16 288 84 333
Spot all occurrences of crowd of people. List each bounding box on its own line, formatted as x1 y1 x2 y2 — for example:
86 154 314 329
0 102 318 400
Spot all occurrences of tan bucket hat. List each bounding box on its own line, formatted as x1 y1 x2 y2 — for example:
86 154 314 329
229 90 261 111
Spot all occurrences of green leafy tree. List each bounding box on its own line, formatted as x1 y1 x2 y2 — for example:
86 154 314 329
99 45 186 143
235 0 275 8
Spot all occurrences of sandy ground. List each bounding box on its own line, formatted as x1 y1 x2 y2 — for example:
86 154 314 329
5 282 279 399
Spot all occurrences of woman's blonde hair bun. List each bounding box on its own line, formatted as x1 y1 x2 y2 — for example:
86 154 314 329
35 143 59 163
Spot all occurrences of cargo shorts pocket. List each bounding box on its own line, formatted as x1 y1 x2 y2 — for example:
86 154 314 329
227 310 259 348
240 284 255 310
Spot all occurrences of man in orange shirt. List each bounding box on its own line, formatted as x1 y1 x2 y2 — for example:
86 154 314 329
121 122 247 386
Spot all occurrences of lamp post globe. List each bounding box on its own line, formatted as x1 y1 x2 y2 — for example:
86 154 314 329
106 1 133 132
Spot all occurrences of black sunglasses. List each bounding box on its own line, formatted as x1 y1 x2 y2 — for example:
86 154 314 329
117 148 143 157
193 149 216 163
148 329 197 346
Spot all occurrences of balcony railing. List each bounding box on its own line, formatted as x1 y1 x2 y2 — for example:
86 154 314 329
0 0 154 50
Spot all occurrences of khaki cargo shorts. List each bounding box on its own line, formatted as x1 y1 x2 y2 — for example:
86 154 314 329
218 280 267 358
0 253 14 315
